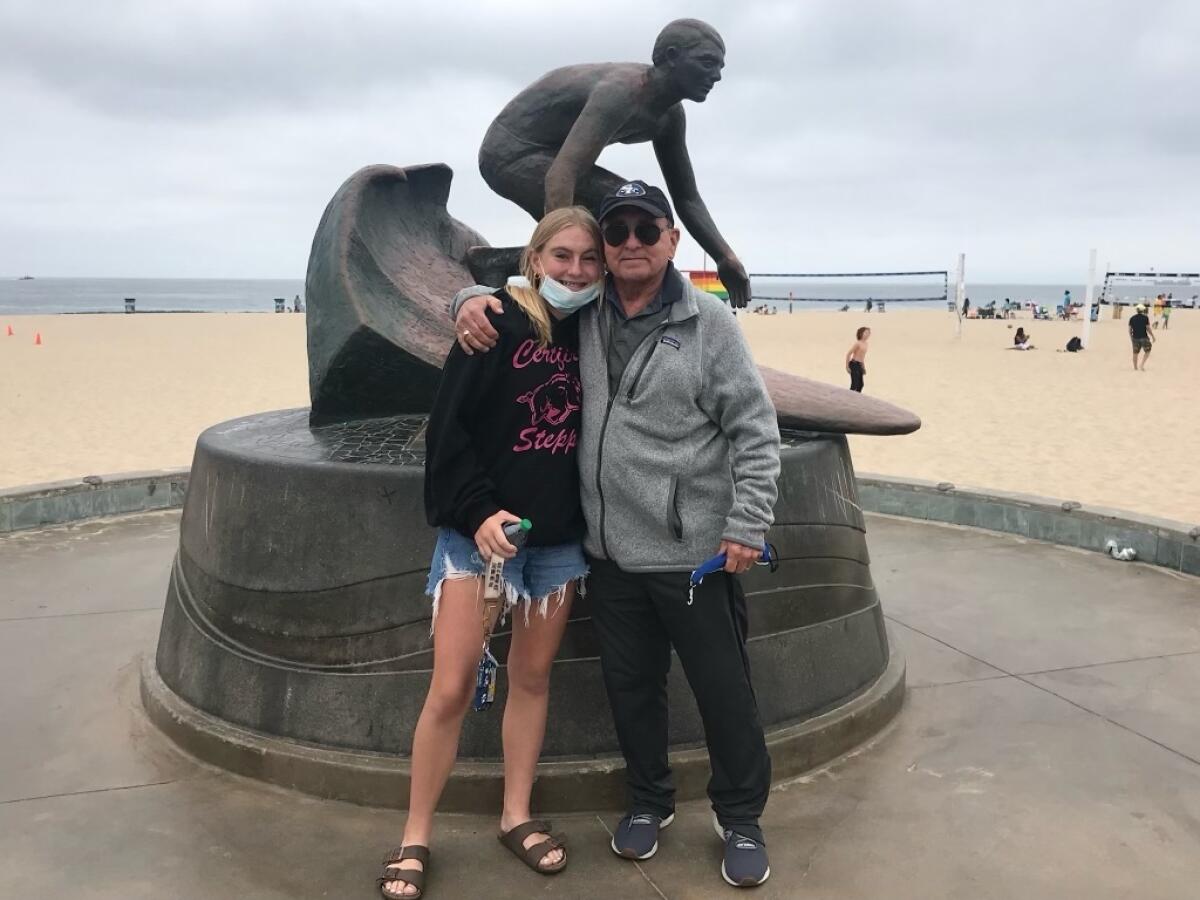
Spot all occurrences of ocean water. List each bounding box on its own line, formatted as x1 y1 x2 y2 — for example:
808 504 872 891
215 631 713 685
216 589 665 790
0 275 1192 315
746 277 1197 311
747 278 1073 311
0 277 306 315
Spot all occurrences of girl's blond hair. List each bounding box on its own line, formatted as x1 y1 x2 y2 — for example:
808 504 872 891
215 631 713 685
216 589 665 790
506 207 602 347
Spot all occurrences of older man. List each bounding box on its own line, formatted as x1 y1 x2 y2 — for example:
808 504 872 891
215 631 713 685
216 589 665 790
453 181 780 888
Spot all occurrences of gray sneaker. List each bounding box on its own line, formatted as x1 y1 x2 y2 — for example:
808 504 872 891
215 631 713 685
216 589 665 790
611 811 675 860
712 814 770 887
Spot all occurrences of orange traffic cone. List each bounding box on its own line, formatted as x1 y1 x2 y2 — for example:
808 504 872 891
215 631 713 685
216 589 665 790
34 331 42 346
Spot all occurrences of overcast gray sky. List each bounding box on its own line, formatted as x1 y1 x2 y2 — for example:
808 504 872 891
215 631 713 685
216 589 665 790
1 0 1196 281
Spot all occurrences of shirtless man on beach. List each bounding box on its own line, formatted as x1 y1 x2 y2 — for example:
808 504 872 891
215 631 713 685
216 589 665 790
472 18 751 307
845 327 870 392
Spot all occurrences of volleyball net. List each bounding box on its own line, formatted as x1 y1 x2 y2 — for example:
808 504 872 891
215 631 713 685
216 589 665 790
1099 270 1199 304
683 269 950 305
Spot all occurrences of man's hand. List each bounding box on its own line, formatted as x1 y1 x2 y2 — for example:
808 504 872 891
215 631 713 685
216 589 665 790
717 256 751 309
475 510 523 560
719 539 760 575
455 295 503 354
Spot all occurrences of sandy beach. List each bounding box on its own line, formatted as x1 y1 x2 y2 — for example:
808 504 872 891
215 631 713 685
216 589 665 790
1 308 1196 524
744 307 1198 524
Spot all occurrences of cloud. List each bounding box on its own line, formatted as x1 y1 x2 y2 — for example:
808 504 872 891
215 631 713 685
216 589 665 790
0 0 1197 280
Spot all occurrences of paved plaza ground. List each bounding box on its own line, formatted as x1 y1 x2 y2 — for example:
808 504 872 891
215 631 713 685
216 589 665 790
2 510 1199 899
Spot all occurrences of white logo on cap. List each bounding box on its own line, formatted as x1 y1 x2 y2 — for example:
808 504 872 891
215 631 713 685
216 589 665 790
616 182 646 197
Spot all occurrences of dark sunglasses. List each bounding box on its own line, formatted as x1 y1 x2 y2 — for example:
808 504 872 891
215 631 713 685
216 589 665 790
602 221 666 247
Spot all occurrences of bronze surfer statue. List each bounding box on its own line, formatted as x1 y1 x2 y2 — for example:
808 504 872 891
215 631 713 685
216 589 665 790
471 18 751 307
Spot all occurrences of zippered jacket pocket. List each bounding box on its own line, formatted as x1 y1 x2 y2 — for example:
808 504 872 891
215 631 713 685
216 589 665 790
667 475 684 541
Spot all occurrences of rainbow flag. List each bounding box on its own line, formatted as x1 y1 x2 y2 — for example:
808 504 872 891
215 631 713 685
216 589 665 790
687 270 728 300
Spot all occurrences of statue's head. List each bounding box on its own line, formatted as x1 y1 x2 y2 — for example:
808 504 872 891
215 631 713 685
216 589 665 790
652 19 726 103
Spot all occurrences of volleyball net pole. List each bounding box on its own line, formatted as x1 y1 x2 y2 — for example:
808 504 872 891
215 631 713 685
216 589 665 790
954 253 966 338
1080 248 1097 348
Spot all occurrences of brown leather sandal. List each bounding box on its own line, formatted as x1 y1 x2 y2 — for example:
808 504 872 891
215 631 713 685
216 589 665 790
497 820 568 874
378 845 429 899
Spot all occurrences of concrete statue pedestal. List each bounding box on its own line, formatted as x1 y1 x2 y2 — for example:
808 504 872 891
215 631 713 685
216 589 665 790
143 409 905 811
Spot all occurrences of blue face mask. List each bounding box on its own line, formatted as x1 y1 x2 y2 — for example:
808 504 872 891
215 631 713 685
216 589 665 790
538 275 600 312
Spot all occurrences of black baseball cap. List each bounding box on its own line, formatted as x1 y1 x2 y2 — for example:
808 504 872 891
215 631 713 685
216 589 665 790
595 180 674 225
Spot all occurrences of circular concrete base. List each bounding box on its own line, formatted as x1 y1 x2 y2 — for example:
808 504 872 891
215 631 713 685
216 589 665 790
140 646 905 812
154 412 895 760
147 410 905 810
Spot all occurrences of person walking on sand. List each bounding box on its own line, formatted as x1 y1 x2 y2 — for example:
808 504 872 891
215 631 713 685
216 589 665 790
845 326 870 392
1129 303 1154 371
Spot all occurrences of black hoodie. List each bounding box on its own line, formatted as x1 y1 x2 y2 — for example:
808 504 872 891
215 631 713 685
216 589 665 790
423 291 584 546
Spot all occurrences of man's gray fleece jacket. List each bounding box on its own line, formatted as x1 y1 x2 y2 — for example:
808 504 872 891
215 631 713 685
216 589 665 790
452 273 781 572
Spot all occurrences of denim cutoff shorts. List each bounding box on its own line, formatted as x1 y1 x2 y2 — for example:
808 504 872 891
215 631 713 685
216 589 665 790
425 527 587 626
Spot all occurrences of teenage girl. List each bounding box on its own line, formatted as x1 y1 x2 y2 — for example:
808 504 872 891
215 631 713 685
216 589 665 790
379 207 603 899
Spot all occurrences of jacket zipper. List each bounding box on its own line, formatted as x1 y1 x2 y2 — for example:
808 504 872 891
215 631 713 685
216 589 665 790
625 320 670 401
596 394 616 559
596 317 672 559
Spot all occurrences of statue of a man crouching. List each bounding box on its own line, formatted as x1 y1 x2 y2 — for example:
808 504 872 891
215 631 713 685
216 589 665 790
472 18 751 307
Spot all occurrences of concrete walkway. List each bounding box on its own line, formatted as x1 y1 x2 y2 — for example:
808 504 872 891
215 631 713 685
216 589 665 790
2 510 1199 899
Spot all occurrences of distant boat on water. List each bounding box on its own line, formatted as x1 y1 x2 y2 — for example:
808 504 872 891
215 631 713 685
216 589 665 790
17 275 34 280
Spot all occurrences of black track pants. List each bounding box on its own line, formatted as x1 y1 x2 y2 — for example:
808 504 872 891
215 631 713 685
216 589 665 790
587 556 771 835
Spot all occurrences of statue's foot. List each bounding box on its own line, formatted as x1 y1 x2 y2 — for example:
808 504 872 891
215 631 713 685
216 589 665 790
467 246 523 286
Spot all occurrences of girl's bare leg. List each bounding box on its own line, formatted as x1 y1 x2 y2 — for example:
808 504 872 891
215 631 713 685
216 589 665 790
385 577 489 896
499 584 575 867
